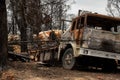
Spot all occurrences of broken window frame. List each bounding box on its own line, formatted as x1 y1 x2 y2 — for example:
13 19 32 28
83 13 120 33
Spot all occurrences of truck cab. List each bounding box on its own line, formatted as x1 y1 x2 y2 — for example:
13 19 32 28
58 13 120 70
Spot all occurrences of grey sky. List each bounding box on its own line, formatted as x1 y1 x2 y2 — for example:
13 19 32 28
68 0 107 15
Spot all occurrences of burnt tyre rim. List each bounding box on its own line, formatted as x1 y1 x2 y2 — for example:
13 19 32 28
64 53 73 65
62 48 75 69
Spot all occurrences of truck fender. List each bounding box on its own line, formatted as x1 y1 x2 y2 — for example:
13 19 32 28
57 42 76 61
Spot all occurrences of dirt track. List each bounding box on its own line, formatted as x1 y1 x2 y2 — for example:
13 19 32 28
1 61 120 80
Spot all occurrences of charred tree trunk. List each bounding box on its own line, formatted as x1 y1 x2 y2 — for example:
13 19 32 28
34 0 42 34
0 0 8 70
20 0 27 52
10 0 17 34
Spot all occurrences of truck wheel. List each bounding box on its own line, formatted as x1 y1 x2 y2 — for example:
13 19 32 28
62 48 76 69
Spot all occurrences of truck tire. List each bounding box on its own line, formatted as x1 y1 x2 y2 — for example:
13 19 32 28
62 48 76 69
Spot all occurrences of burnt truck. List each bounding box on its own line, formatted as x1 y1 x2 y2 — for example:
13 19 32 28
57 12 120 70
